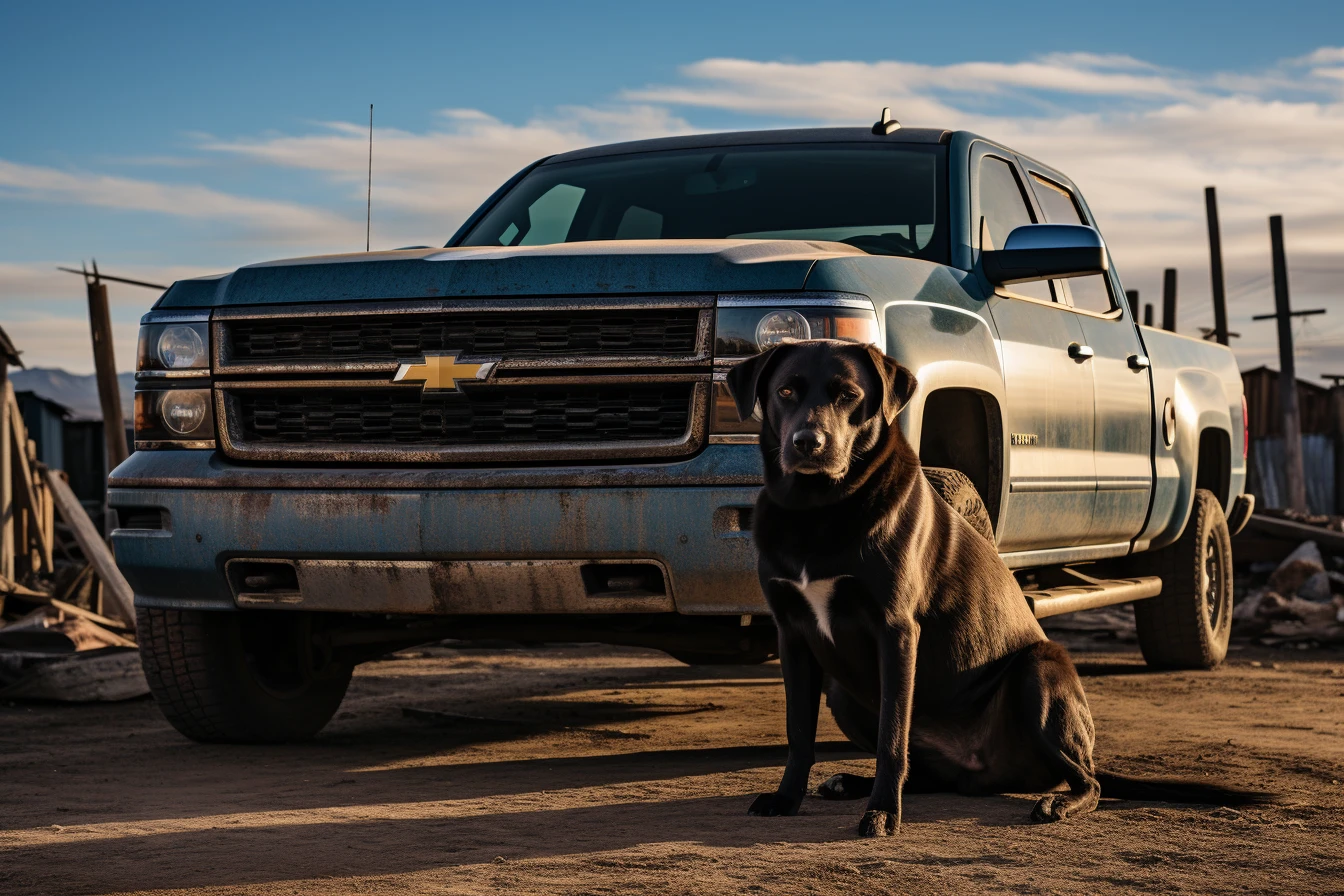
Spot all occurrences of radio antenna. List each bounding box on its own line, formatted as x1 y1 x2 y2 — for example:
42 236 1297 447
366 103 373 252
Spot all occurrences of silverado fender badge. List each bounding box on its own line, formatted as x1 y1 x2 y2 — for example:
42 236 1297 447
393 352 496 392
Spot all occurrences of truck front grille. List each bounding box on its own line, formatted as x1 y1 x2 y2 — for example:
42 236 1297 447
226 309 702 365
235 384 694 446
212 298 713 464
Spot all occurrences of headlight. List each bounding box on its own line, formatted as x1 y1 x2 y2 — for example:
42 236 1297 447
754 309 811 347
134 389 216 447
157 325 205 369
711 294 881 442
137 320 210 375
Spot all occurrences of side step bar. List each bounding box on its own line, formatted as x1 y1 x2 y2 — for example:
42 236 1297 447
1023 568 1162 620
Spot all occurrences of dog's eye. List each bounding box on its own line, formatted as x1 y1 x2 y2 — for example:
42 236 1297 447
777 387 794 398
839 390 858 402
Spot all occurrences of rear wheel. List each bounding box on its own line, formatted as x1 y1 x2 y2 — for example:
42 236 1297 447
137 607 353 743
923 467 995 543
1132 489 1233 669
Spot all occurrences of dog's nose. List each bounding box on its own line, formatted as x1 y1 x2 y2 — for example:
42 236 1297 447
792 429 825 456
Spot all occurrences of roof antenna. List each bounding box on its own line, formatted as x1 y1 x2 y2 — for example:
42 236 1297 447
362 103 373 253
872 107 901 135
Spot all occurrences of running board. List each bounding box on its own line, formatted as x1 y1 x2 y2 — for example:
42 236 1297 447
1023 568 1162 620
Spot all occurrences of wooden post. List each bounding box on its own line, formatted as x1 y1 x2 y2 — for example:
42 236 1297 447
1143 303 1154 327
1125 289 1139 321
1206 187 1230 346
1270 215 1307 513
1162 268 1177 332
1330 386 1344 515
0 360 11 581
87 278 128 471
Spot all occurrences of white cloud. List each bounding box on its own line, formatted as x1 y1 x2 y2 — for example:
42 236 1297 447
3 47 1343 381
0 160 350 244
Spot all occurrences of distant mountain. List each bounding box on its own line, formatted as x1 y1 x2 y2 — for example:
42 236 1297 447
10 368 135 422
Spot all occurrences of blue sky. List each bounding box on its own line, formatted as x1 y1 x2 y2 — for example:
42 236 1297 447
2 0 1342 374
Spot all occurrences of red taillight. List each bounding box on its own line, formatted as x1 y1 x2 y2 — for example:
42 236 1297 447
1242 395 1249 458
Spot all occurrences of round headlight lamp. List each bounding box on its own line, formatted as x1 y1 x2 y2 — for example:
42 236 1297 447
159 390 209 436
156 325 205 369
754 309 811 348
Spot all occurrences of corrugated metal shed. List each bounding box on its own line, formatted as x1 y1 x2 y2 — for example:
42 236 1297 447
1241 366 1335 437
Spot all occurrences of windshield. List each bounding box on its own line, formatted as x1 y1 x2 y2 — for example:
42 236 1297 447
459 143 948 263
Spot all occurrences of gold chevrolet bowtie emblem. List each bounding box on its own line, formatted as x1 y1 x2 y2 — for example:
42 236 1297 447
393 352 496 392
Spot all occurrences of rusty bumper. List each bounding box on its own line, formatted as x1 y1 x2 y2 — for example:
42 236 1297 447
108 447 766 617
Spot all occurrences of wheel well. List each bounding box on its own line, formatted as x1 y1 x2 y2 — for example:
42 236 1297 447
919 388 1002 527
1195 428 1231 508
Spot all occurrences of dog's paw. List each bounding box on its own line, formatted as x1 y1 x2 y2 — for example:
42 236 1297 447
817 773 873 801
748 792 800 817
858 808 899 837
1030 794 1070 824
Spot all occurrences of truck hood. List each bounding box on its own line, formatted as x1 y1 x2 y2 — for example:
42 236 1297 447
155 240 868 308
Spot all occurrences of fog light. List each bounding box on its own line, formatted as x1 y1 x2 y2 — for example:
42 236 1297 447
160 390 209 435
755 309 810 347
157 325 205 369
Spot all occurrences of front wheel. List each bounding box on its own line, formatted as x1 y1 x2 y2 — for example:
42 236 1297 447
138 607 353 743
1132 489 1233 669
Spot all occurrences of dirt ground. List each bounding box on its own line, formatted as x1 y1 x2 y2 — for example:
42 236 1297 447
2 635 1343 896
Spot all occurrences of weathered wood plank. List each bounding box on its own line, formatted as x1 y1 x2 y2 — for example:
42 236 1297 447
42 467 136 627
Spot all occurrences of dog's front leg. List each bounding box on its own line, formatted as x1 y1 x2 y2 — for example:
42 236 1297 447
860 618 920 837
748 621 822 817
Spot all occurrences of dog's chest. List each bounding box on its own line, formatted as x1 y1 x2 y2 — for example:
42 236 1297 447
791 569 843 642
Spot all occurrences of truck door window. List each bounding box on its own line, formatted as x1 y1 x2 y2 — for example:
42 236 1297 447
977 157 1053 304
1029 174 1115 315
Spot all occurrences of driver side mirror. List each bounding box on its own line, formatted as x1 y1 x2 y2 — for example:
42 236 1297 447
981 224 1108 286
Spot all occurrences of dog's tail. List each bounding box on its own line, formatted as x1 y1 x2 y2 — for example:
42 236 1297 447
1097 772 1271 807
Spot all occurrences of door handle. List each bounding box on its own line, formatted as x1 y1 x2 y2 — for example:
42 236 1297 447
1127 353 1151 370
1068 343 1094 361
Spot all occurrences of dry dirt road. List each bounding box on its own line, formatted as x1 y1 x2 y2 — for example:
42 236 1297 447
2 638 1343 896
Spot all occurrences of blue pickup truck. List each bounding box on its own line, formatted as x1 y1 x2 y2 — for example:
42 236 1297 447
111 121 1253 743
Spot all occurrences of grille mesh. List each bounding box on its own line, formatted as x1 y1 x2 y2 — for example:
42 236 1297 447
227 309 701 363
234 385 694 445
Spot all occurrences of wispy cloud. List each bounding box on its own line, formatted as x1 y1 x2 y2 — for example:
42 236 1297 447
0 160 350 243
2 48 1343 376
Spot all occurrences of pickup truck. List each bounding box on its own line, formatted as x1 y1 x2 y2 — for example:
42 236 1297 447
110 121 1254 744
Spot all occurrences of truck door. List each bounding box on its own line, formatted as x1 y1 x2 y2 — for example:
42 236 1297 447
1023 167 1154 545
974 149 1097 551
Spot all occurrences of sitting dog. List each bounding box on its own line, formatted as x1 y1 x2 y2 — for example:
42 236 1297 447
727 340 1260 837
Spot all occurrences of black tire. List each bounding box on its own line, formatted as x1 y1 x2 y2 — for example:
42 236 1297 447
825 678 877 753
137 607 353 743
923 467 995 543
1132 489 1233 670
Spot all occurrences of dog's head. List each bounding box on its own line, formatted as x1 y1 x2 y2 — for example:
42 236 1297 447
725 340 917 503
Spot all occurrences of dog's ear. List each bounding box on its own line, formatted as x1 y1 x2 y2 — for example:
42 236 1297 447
862 344 917 424
725 346 786 422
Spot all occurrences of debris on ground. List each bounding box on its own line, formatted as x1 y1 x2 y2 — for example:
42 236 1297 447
0 379 144 701
1234 539 1344 647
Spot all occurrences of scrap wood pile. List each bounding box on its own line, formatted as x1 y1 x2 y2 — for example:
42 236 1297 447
1235 538 1344 648
0 382 146 701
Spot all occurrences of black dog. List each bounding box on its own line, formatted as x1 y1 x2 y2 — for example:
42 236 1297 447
727 340 1261 837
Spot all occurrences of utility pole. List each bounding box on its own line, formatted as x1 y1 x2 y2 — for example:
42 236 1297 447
1251 216 1325 512
1125 289 1139 321
83 263 129 472
1162 268 1177 332
1205 187 1230 345
1143 303 1154 327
